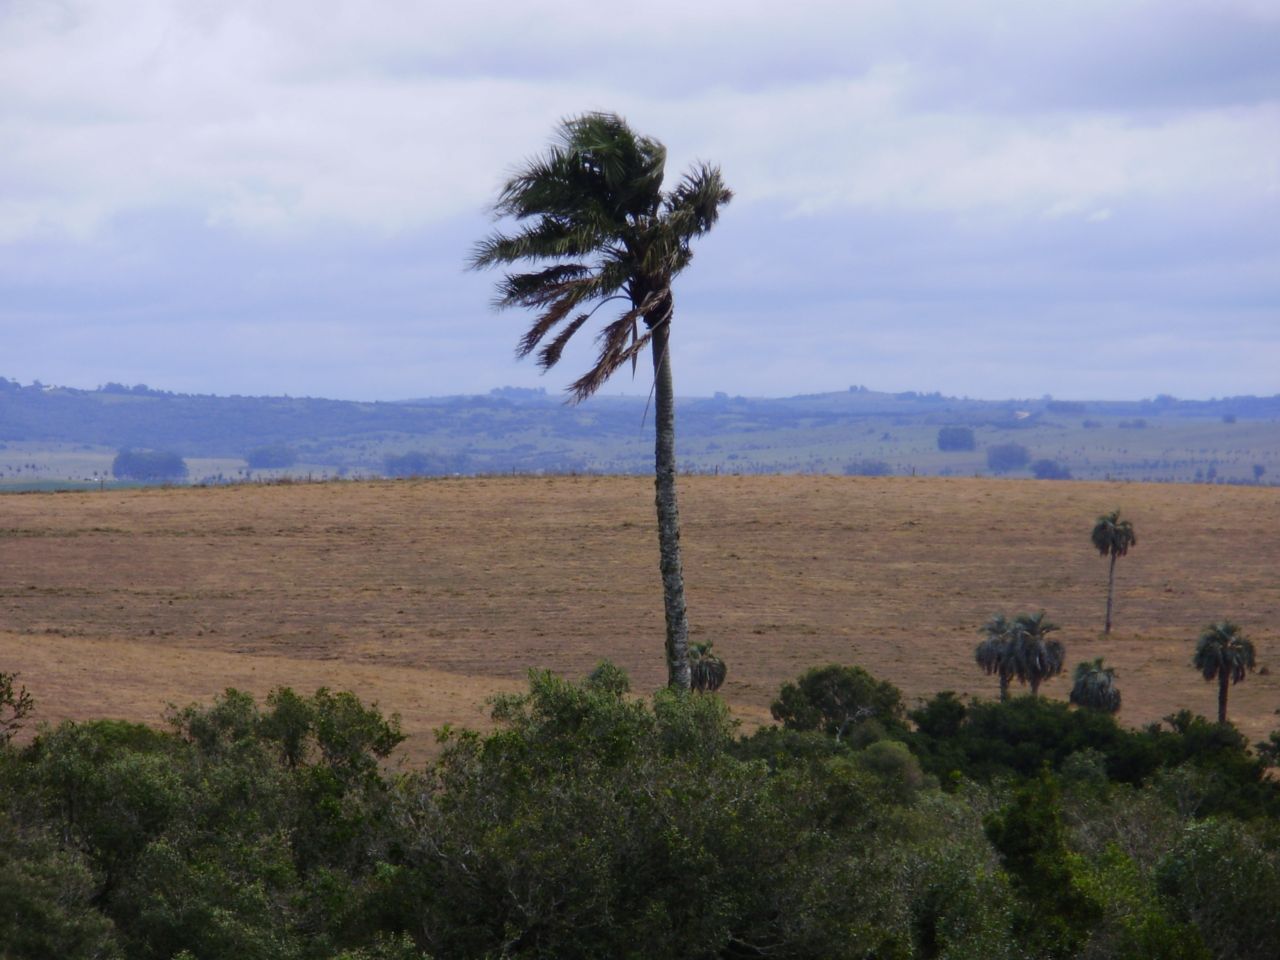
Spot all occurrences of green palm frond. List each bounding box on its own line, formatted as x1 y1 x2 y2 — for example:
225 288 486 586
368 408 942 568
665 162 733 238
471 111 730 403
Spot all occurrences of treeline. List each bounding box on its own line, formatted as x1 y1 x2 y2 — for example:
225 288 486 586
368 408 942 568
2 664 1277 959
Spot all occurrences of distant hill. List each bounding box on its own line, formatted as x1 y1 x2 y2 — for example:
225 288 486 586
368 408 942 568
1 376 1277 486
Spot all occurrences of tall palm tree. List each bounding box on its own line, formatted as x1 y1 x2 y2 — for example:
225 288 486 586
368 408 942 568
1069 658 1121 713
1193 621 1256 723
688 642 727 693
1091 510 1137 634
1011 611 1065 696
471 113 732 690
975 613 1018 701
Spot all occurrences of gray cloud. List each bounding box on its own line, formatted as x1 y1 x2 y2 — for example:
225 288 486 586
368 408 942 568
0 0 1276 401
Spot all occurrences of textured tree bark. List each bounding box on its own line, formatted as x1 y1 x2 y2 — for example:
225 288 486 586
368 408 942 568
1218 672 1229 724
650 320 691 690
1104 553 1117 634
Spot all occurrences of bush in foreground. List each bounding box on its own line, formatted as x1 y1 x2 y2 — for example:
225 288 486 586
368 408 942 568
2 664 1278 959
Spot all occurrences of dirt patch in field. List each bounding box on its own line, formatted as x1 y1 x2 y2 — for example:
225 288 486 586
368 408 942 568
1 476 1277 754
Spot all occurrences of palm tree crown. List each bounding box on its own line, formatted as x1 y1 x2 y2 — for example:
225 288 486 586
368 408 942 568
470 112 732 402
1091 510 1137 559
1193 621 1256 723
1069 658 1121 713
1011 611 1065 696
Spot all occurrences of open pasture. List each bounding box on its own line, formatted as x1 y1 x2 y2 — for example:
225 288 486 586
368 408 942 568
1 475 1277 756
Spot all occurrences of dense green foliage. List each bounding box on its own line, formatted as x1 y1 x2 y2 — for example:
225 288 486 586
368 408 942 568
3 664 1277 959
770 664 907 742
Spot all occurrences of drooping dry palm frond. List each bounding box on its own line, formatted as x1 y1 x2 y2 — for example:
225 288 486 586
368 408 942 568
1091 510 1136 558
1069 658 1122 713
689 642 728 693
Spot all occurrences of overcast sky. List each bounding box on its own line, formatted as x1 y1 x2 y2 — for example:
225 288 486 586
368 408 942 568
2 0 1277 401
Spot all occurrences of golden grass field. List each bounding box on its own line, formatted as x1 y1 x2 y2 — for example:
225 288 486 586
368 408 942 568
2 476 1277 758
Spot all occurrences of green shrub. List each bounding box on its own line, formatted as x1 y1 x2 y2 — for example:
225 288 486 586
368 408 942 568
770 664 907 741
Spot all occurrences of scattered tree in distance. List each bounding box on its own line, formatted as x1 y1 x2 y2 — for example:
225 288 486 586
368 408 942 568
937 426 976 451
111 449 188 482
986 443 1030 474
1091 510 1137 634
1193 621 1256 723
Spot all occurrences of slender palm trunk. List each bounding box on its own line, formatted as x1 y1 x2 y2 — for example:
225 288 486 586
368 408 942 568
1218 672 1229 723
1030 676 1042 697
650 321 690 690
1104 552 1117 634
999 672 1010 702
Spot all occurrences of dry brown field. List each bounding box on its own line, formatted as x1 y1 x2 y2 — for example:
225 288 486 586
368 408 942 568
2 475 1277 759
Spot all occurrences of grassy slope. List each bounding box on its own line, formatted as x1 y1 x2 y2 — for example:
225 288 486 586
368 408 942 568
1 475 1277 758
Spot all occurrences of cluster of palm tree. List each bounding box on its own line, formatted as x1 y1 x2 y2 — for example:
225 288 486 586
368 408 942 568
972 506 1258 723
974 612 1066 701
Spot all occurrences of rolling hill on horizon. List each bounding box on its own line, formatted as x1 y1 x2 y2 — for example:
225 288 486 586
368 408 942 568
1 375 1277 488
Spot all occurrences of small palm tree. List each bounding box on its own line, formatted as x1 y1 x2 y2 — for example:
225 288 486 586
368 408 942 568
471 113 732 690
1011 611 1065 696
688 642 727 693
1069 658 1121 713
975 613 1018 701
1091 510 1137 634
1193 621 1256 723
